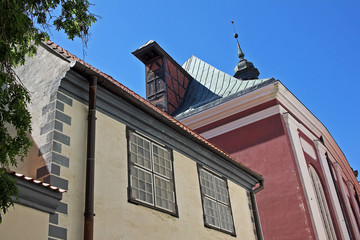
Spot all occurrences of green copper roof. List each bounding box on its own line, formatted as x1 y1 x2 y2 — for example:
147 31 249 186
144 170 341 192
173 56 275 119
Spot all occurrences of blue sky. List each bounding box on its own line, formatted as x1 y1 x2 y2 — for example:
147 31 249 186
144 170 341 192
49 0 360 175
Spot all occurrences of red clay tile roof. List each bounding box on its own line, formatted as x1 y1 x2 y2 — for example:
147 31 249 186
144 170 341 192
5 169 66 193
44 40 264 183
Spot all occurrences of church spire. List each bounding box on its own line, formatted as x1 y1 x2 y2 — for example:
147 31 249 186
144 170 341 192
232 21 245 60
231 21 260 80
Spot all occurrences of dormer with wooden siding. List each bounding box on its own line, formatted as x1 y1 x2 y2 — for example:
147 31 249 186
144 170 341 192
133 40 192 114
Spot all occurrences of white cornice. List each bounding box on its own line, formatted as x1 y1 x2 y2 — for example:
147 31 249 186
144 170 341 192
180 82 279 129
275 85 358 190
180 80 358 191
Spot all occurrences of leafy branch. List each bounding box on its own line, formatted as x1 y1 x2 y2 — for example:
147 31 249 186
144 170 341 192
0 0 97 223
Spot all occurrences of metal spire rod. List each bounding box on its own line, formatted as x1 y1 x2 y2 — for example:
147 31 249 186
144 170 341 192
231 21 245 60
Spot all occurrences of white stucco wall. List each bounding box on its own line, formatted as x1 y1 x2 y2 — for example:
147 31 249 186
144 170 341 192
13 45 70 178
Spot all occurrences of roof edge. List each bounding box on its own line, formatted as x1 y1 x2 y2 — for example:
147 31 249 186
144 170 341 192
6 171 64 214
132 40 194 81
70 60 264 183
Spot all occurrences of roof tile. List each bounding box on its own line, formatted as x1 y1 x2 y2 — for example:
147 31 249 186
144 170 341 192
5 169 66 193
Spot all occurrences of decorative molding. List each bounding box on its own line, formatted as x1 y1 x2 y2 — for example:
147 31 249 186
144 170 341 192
300 137 317 160
282 112 329 240
179 83 279 129
314 141 351 240
201 105 286 139
181 80 358 193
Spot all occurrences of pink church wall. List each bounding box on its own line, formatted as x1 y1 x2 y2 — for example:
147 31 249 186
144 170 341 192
198 114 317 240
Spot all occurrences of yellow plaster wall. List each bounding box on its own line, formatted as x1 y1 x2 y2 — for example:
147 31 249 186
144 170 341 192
0 204 49 239
64 95 257 240
58 95 88 238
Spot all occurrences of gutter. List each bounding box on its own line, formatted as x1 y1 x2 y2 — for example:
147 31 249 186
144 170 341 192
251 180 264 240
83 75 98 240
69 61 100 240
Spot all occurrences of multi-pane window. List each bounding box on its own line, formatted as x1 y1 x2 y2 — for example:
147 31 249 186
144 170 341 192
128 130 177 215
198 166 235 235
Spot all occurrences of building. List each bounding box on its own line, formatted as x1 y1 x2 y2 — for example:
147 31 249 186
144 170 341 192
1 41 264 240
0 171 64 239
133 40 360 240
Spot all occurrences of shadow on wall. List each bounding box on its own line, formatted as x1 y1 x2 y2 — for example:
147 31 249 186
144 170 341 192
11 134 48 180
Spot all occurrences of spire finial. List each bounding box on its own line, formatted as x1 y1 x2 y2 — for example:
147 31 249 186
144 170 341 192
231 21 245 60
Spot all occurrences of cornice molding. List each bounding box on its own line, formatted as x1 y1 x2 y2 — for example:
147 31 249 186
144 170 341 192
180 81 358 192
276 85 358 191
201 105 285 139
180 82 279 129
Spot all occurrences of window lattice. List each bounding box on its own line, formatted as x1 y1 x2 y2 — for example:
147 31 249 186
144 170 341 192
129 131 176 214
199 167 235 234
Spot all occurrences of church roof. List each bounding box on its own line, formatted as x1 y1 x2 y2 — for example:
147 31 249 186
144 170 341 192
173 55 276 119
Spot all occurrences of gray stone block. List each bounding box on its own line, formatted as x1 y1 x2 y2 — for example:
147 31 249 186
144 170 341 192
53 131 70 146
54 120 63 132
51 164 61 175
44 175 68 190
57 92 73 106
52 152 69 167
42 102 56 116
40 121 55 135
56 202 68 214
56 101 65 112
39 142 52 156
46 132 54 142
50 92 57 102
55 110 71 126
49 213 58 224
36 165 50 179
53 141 62 153
49 224 67 240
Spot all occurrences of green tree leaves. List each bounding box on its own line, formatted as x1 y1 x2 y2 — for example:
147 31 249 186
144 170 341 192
0 170 18 223
0 0 97 222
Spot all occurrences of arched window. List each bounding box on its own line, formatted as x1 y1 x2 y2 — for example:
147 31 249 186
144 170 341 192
309 165 337 240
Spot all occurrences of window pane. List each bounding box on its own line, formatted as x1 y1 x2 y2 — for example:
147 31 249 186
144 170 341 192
154 175 175 212
153 144 172 178
204 197 220 228
218 203 234 233
214 176 229 204
129 133 151 170
131 166 153 204
199 169 216 199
